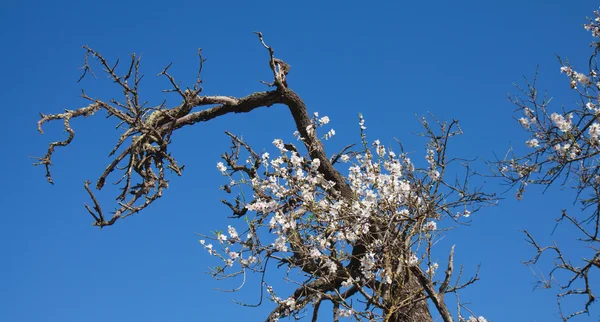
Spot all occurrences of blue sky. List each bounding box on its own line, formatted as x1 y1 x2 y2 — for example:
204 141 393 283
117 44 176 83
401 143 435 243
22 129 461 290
2 1 598 321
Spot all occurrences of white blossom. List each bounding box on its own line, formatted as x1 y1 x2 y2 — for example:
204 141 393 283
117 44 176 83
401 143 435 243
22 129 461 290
428 169 440 181
424 221 437 231
273 235 288 252
576 72 591 85
324 129 336 140
325 259 338 273
341 277 354 288
273 139 285 150
589 123 600 141
518 117 530 129
526 139 539 148
310 248 321 259
426 262 439 276
586 102 596 111
337 308 354 317
282 297 296 309
551 113 573 132
227 225 239 240
407 253 419 266
310 158 321 171
466 316 488 322
560 66 573 76
306 124 315 136
360 252 376 278
217 162 227 174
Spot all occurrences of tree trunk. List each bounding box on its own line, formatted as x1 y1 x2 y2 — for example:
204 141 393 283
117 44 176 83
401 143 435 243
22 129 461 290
384 274 432 322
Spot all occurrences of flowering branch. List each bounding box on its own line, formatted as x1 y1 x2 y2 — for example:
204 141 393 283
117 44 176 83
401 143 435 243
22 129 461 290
495 10 600 320
206 112 495 321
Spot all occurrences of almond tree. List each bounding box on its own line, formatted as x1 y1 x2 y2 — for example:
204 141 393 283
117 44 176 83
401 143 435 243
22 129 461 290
497 11 600 321
35 33 494 322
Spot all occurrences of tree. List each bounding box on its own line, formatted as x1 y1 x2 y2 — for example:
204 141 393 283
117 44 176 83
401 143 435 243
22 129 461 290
497 10 600 321
35 32 495 322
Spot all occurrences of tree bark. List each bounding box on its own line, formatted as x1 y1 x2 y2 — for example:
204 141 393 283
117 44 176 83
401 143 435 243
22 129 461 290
385 275 432 322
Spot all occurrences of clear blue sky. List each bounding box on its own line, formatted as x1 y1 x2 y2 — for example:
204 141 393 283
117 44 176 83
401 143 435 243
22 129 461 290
2 1 598 321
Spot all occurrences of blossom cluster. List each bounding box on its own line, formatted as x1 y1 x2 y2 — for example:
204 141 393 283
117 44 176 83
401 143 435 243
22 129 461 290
465 316 488 322
202 114 487 320
584 10 600 38
508 11 600 189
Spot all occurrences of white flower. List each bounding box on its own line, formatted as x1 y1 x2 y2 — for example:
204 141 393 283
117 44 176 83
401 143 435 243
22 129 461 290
341 277 354 288
426 150 435 165
310 248 321 259
282 297 296 309
343 229 357 242
551 113 572 132
560 66 573 76
523 107 535 118
407 253 419 266
325 259 338 273
526 139 539 148
337 308 354 317
589 123 600 140
324 129 336 140
518 117 530 129
586 102 596 110
201 242 215 256
360 252 376 278
426 262 439 275
467 316 488 322
273 139 285 150
340 154 350 162
424 221 437 231
228 225 239 240
306 124 315 136
273 235 288 252
217 162 227 173
269 216 277 229
319 116 330 124
428 169 440 181
576 72 591 85
291 153 304 167
311 158 321 171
